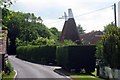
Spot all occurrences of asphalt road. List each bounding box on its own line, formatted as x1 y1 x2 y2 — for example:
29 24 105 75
8 56 70 80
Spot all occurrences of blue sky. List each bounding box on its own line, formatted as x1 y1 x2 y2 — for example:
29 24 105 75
9 0 120 32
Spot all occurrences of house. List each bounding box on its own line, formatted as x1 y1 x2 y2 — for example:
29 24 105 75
80 31 103 44
0 30 7 72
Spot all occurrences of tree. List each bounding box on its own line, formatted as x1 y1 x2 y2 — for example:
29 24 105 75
2 10 25 54
96 22 120 69
49 27 60 41
77 24 85 34
63 40 77 46
102 27 120 69
2 8 61 54
29 37 56 45
1 0 17 8
37 16 43 23
103 22 115 33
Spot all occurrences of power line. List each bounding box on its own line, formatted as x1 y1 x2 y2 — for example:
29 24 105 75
44 19 63 25
46 4 114 25
75 5 113 18
114 0 120 4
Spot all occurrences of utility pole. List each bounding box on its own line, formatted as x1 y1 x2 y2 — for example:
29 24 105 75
114 3 117 27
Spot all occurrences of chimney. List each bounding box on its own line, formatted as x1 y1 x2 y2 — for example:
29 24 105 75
68 9 74 19
64 12 68 21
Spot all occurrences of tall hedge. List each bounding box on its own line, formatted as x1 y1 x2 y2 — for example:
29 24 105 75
16 45 56 64
56 46 69 70
56 45 96 72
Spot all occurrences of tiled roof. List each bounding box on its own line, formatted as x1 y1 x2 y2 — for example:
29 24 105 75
80 31 103 44
59 18 82 44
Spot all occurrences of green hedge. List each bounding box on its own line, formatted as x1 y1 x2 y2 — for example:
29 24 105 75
56 46 69 70
56 45 96 72
16 45 56 64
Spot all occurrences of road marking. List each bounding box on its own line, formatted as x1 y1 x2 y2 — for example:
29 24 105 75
13 69 17 80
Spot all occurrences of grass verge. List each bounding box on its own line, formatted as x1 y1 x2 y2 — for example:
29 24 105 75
55 69 104 80
0 72 2 79
3 71 15 79
71 75 104 80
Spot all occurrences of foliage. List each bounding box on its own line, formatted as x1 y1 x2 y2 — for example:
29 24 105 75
102 27 120 69
4 61 13 75
70 75 104 80
63 40 77 46
0 0 12 8
0 72 1 80
56 46 69 70
96 22 120 69
49 27 61 41
77 24 85 34
56 45 96 72
19 23 51 42
16 45 56 65
16 38 30 47
16 37 56 46
30 37 56 45
2 9 23 54
16 38 77 47
103 22 115 33
95 41 106 66
2 8 60 54
3 71 15 79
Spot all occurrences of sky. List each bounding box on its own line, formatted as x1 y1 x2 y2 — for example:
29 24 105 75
9 0 120 33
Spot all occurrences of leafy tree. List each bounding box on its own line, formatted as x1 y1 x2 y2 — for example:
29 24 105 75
77 24 85 34
2 10 25 54
29 37 56 45
95 41 106 66
63 40 77 46
102 27 120 69
2 8 61 54
103 22 115 33
37 16 43 23
49 27 60 41
0 0 12 8
96 22 120 69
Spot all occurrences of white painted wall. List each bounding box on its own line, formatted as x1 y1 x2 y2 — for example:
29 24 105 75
68 9 74 19
100 66 120 79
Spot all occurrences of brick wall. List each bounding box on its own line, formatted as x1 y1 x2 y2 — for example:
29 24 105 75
0 30 7 71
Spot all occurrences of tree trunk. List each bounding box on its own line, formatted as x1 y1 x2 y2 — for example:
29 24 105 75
9 38 16 55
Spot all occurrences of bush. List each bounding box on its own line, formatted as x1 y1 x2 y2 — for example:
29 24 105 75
16 45 56 65
97 27 120 69
4 61 13 75
56 45 96 73
56 46 69 70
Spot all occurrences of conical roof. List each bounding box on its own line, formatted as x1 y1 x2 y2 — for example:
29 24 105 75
59 20 68 43
59 9 81 44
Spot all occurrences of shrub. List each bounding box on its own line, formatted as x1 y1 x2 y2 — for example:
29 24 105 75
98 27 120 69
16 45 56 65
56 45 96 73
56 46 69 70
4 61 13 75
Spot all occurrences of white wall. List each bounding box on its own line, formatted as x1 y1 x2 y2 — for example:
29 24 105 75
100 66 120 79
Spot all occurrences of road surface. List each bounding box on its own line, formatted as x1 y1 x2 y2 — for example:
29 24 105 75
9 56 70 79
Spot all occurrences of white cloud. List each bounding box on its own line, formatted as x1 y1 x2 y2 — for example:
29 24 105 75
43 6 114 32
43 19 64 31
10 0 119 32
